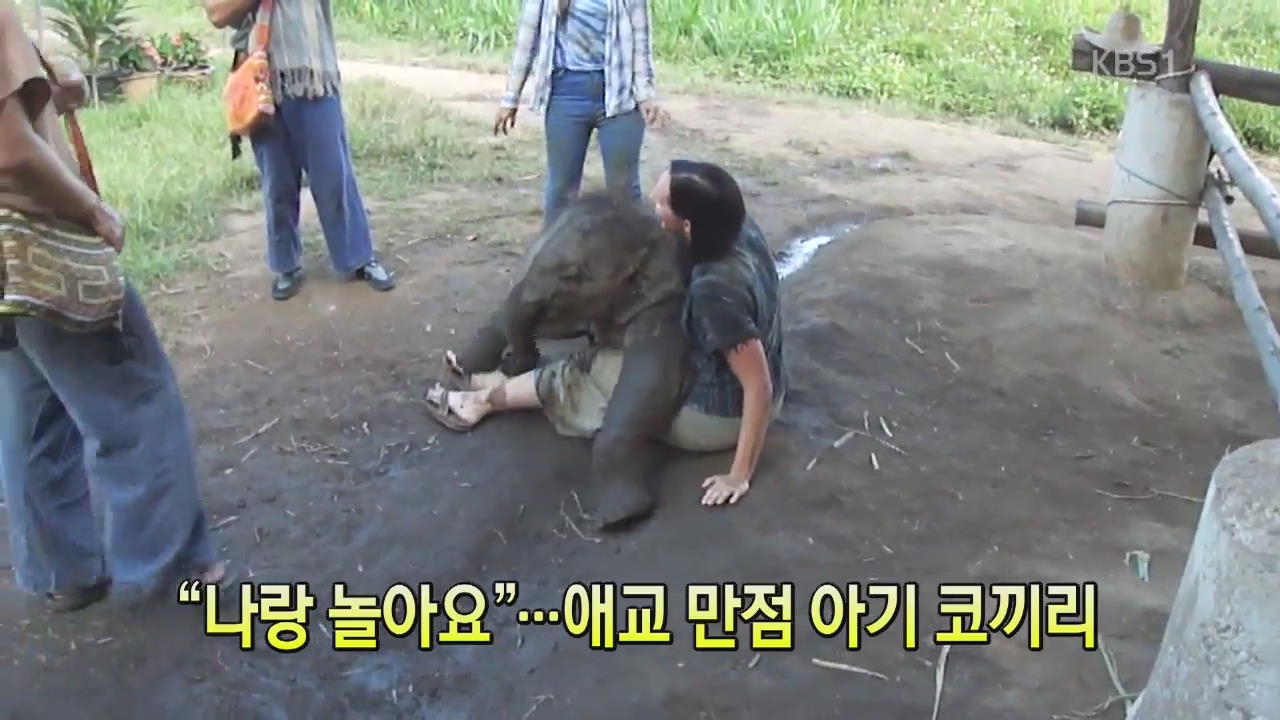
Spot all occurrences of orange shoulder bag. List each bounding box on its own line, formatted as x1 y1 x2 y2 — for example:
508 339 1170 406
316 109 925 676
223 0 276 136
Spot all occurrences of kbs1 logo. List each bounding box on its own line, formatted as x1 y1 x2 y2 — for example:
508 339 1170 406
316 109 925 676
1090 48 1174 78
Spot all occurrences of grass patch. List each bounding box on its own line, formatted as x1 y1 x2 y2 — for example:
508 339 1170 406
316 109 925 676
323 0 1280 153
77 73 511 287
24 1 1280 151
79 77 258 284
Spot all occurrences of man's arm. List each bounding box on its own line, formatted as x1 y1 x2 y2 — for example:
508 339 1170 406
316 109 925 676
0 92 110 234
202 0 258 29
0 0 118 244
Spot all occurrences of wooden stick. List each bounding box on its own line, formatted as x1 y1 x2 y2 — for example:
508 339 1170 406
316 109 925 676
931 645 952 720
1070 35 1280 107
233 417 279 446
1158 0 1201 93
1190 72 1280 255
1203 181 1280 414
1074 199 1280 260
811 658 890 681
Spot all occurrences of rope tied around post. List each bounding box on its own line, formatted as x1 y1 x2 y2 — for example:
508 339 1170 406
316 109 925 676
1107 157 1204 209
1154 65 1199 82
1106 63 1208 210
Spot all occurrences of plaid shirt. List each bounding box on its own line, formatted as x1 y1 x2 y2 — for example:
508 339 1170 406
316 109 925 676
500 0 657 118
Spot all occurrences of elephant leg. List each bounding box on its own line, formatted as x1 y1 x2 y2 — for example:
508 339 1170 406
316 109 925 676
591 424 661 531
591 311 691 531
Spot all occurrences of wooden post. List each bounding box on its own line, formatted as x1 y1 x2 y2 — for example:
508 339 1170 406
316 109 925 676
1125 439 1280 720
1102 87 1211 289
1157 0 1201 93
1101 3 1210 291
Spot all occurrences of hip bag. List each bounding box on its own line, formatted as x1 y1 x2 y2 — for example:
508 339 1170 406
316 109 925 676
0 47 124 334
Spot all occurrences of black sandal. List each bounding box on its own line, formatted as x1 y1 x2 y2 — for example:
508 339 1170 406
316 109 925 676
45 577 110 613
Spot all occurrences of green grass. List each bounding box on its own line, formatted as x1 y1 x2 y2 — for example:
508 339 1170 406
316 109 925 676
19 0 1280 288
31 0 1279 151
80 78 257 284
327 0 1280 153
25 0 1280 152
77 74 502 287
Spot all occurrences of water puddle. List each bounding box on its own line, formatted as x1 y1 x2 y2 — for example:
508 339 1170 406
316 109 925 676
775 222 864 279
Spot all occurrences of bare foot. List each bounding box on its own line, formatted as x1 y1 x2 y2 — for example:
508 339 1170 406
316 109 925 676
200 561 227 584
444 350 507 391
468 370 507 392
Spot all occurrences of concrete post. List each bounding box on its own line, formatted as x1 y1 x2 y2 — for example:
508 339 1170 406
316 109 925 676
1103 83 1211 291
1127 438 1280 719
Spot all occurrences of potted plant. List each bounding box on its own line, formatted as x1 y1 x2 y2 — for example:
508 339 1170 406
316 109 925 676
154 30 213 90
109 34 162 102
44 0 136 104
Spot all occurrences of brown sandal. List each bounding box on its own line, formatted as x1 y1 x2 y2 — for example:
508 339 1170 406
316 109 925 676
423 382 484 432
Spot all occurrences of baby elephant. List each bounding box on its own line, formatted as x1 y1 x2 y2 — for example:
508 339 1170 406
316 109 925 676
450 190 695 529
452 190 687 376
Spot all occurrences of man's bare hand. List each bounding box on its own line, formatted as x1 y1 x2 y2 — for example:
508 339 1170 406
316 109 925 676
494 106 517 136
48 59 87 114
638 101 669 129
88 203 125 252
51 80 86 115
202 0 258 29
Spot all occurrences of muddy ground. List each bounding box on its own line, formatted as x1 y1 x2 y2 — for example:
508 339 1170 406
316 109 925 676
3 60 1280 719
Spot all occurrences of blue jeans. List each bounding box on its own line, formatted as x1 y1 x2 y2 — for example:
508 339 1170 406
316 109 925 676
543 69 645 228
0 285 215 599
250 93 376 276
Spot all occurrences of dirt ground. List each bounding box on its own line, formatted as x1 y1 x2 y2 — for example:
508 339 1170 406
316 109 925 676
3 60 1280 719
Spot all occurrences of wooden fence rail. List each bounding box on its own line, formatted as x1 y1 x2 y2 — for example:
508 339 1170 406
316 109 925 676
1070 8 1278 719
1202 181 1280 413
1190 71 1280 414
1073 200 1280 260
1190 72 1280 252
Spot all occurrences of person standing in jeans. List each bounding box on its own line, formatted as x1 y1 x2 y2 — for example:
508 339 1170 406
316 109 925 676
495 0 667 228
0 1 227 612
204 0 394 301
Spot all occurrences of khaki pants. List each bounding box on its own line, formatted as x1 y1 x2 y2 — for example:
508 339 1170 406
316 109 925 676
534 349 781 452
